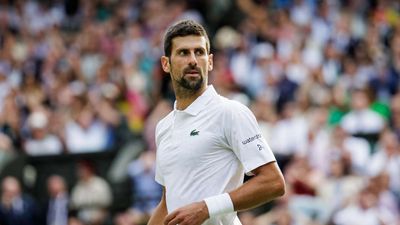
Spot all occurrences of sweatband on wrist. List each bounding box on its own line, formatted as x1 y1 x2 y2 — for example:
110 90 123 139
204 193 234 218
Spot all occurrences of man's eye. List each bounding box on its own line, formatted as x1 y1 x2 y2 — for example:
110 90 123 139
195 50 205 55
179 50 188 56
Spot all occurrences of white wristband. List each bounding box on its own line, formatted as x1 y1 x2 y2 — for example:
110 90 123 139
204 193 234 218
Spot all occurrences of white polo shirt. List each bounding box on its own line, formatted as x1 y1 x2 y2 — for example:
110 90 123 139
155 85 276 225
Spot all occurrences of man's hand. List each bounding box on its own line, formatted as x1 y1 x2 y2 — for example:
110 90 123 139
164 201 209 225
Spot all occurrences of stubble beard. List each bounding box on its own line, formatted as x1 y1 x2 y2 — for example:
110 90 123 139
173 66 205 98
174 75 203 98
179 74 203 90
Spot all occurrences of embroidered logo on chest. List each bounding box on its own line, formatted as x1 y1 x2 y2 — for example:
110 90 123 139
190 129 200 136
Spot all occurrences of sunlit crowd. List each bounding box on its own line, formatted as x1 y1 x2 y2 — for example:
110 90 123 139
0 0 399 225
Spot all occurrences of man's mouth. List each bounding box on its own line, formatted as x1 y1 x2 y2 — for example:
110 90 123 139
184 69 200 77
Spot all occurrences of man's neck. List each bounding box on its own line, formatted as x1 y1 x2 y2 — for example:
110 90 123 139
175 86 207 110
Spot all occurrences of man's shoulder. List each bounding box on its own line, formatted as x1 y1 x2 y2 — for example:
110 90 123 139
214 95 253 117
155 110 174 134
213 94 249 111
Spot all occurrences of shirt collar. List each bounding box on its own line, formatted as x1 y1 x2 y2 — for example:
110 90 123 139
174 85 217 116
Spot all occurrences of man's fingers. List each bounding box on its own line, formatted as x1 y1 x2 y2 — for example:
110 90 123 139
166 215 183 225
164 210 179 225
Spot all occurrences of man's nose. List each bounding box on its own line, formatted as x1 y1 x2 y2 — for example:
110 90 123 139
188 51 197 66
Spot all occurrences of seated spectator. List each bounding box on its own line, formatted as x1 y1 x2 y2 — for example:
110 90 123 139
368 130 400 199
45 175 69 225
285 156 325 223
0 132 16 173
0 176 39 225
328 125 371 175
341 88 385 138
24 111 63 156
65 104 111 153
332 187 393 225
302 106 331 174
269 101 308 170
367 173 399 223
115 150 162 225
317 156 365 223
70 160 112 225
0 93 23 151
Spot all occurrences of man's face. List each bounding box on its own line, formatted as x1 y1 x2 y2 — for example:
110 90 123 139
161 35 213 92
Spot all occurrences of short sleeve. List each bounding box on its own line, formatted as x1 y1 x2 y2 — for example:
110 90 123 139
154 122 165 185
155 157 164 185
224 101 276 174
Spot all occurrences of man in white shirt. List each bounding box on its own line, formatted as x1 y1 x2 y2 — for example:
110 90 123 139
148 20 285 225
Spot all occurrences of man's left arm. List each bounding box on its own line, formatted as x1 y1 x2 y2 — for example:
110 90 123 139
163 162 285 225
229 161 285 211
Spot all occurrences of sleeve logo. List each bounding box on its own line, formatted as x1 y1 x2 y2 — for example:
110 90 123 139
241 134 262 145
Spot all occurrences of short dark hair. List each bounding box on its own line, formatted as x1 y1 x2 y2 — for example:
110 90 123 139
163 20 210 57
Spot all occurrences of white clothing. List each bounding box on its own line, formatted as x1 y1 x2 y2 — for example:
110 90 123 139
341 109 385 134
65 120 109 153
338 137 370 174
368 150 400 195
230 52 252 87
70 176 112 224
333 205 392 225
155 86 275 225
70 176 112 209
269 117 308 156
24 135 63 156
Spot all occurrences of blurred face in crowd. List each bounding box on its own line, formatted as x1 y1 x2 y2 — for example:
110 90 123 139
359 189 378 210
77 162 95 181
351 90 369 110
47 175 66 197
77 107 95 129
1 177 21 205
32 127 46 139
162 35 213 94
381 130 399 156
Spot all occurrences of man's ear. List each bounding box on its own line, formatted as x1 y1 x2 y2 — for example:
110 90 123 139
208 54 213 71
161 56 170 73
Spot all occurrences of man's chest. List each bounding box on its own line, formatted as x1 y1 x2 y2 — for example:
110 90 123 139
157 114 230 172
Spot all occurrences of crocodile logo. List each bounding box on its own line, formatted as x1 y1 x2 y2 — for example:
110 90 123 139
190 129 200 136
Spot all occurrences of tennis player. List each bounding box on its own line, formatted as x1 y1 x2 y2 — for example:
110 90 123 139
148 20 285 225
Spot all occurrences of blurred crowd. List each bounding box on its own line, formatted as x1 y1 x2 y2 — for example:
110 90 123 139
0 0 399 224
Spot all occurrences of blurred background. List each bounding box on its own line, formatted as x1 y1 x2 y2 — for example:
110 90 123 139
0 0 399 224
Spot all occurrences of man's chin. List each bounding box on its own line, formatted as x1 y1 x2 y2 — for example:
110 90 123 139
181 78 203 91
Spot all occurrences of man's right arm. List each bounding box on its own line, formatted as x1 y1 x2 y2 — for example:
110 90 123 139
148 187 167 225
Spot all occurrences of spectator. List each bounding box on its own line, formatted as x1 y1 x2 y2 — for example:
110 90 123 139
340 88 385 140
70 160 112 225
332 187 391 225
24 110 63 156
285 156 325 223
269 101 308 170
368 130 400 199
115 151 162 225
64 104 111 153
0 176 39 225
316 156 365 223
0 93 22 151
45 175 69 225
367 173 399 223
327 126 370 175
0 132 16 173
